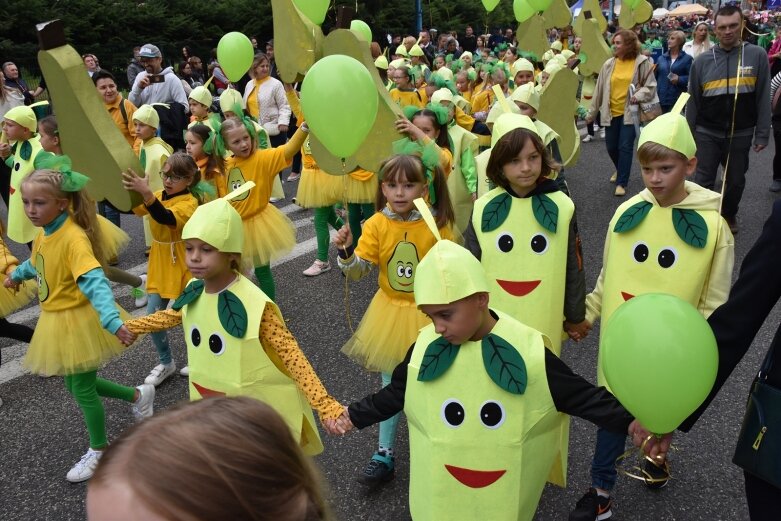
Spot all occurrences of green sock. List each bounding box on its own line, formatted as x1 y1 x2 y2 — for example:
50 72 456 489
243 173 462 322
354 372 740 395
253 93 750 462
254 265 275 301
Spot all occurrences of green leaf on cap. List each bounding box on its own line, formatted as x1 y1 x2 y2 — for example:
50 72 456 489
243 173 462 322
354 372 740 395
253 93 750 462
532 193 559 233
481 192 512 232
172 280 204 310
218 290 248 338
613 201 652 233
417 336 460 382
672 209 708 249
481 334 527 395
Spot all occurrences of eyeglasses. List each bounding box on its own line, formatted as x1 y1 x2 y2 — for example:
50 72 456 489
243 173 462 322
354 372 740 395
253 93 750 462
159 172 191 183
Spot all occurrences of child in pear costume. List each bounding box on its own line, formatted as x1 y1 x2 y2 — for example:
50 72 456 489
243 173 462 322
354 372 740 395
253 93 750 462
333 152 455 487
463 114 587 490
569 95 735 521
125 183 344 455
326 217 638 521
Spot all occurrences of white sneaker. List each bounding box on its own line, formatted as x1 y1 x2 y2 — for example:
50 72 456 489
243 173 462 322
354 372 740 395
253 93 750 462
599 128 606 139
144 362 176 386
66 448 102 483
132 274 148 309
303 259 331 277
269 197 282 203
582 135 593 143
132 384 155 420
179 366 189 377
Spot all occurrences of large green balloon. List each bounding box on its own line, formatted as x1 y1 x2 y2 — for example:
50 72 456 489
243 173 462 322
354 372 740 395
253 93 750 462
301 55 378 159
292 0 329 25
601 293 718 434
482 0 500 12
513 0 536 22
624 0 640 8
217 32 254 82
528 0 553 11
350 20 372 43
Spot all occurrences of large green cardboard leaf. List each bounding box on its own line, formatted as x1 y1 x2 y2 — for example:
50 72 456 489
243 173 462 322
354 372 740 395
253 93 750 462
532 193 559 232
172 280 204 311
218 290 248 338
672 209 708 248
417 336 461 382
481 333 527 395
481 192 512 232
614 201 652 233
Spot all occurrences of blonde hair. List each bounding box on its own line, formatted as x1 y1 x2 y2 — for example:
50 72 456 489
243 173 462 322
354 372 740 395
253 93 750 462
668 30 686 48
220 117 257 153
91 396 332 521
21 169 107 265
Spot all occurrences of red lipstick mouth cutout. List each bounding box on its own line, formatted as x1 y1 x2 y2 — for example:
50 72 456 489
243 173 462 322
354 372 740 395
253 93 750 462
621 291 635 301
445 464 506 488
496 279 541 297
192 382 226 398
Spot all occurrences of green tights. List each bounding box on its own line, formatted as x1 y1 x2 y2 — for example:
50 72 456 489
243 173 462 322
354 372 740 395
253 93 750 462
348 203 376 246
313 206 343 262
254 265 275 301
64 371 135 449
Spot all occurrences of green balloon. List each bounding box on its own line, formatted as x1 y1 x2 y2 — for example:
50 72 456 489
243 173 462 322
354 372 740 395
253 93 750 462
514 0 536 22
528 0 553 11
217 32 254 82
624 0 640 9
482 0 500 12
300 55 378 159
601 293 718 434
292 0 329 25
350 19 372 43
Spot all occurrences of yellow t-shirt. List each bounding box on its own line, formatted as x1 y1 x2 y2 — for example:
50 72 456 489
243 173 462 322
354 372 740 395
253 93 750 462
245 77 271 119
471 88 495 115
133 191 199 298
222 148 290 219
355 212 453 302
390 88 427 108
33 218 101 311
610 58 635 117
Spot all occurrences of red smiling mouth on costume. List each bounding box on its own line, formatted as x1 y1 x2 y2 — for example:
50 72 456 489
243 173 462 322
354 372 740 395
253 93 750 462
192 382 226 398
621 291 635 301
496 279 541 297
445 464 506 488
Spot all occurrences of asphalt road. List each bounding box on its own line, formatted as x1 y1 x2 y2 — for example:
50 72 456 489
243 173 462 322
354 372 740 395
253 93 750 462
1 131 779 520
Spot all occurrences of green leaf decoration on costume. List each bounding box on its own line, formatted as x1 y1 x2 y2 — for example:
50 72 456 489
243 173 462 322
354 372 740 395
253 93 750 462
532 193 559 233
139 148 147 170
19 140 32 161
172 279 205 310
481 333 527 395
417 336 461 382
613 201 652 233
218 290 248 338
481 192 512 232
672 209 708 249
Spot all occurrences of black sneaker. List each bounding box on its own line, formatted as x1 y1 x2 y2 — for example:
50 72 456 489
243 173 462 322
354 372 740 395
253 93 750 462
569 488 613 521
770 180 781 193
356 451 395 487
643 458 670 489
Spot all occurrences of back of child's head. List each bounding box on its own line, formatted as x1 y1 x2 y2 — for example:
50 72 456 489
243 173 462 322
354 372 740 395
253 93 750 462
188 124 224 180
486 126 560 192
89 396 331 521
37 115 58 138
377 154 454 229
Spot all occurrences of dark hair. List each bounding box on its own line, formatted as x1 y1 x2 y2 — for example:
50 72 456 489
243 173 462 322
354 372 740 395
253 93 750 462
91 70 117 86
410 109 451 152
37 115 58 139
177 61 191 78
90 397 331 521
714 5 743 22
187 124 225 182
376 154 454 229
486 128 560 192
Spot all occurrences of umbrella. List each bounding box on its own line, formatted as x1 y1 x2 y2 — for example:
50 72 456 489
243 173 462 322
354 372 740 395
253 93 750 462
668 4 709 16
653 7 670 18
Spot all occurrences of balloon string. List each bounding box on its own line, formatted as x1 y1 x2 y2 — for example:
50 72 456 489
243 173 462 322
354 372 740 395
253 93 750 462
614 440 675 484
341 160 354 334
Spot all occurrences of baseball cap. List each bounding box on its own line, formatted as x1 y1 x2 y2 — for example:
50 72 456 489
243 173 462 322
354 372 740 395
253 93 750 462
139 44 162 58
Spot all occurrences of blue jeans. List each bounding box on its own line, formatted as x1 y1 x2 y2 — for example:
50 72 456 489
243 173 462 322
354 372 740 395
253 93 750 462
604 116 636 188
591 426 628 491
98 201 121 228
146 293 172 365
378 372 400 455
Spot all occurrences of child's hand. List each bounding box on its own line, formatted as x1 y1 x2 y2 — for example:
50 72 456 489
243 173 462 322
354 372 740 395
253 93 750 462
471 192 478 202
564 320 591 342
395 117 425 141
333 225 353 250
121 168 153 201
4 274 20 290
115 325 137 347
629 419 672 462
325 407 355 435
0 142 10 159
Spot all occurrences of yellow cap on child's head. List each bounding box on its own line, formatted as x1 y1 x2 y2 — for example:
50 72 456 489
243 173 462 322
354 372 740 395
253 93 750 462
431 88 454 105
219 89 244 115
395 44 409 57
512 58 535 77
510 83 540 112
409 44 424 57
374 55 389 70
637 93 696 160
182 182 255 253
4 106 37 132
414 240 489 306
189 86 213 109
492 113 539 148
133 105 159 129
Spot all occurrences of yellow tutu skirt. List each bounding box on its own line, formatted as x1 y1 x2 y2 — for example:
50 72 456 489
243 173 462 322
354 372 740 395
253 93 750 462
341 289 430 373
24 303 133 376
243 205 297 267
296 167 343 208
97 215 130 260
0 280 36 317
345 173 378 204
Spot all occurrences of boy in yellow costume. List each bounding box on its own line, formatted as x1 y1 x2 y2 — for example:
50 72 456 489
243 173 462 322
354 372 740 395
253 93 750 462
328 209 638 521
569 95 735 521
125 183 344 455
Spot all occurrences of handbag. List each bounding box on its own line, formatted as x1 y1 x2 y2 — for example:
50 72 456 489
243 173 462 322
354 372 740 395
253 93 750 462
636 61 662 124
732 345 781 488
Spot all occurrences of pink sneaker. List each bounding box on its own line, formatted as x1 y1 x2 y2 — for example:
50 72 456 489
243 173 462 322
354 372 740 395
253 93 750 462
303 260 331 277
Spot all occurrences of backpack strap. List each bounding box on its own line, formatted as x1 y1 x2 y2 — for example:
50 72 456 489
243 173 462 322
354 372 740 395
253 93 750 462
119 98 129 126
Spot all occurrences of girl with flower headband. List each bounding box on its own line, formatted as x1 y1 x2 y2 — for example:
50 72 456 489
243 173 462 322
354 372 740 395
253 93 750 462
186 123 225 198
214 113 307 301
332 152 454 488
4 163 153 483
122 152 214 386
389 66 427 109
395 105 453 179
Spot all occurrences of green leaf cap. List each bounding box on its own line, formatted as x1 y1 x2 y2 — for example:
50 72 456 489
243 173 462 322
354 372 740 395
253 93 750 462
672 208 708 248
637 93 696 160
481 192 512 232
417 336 461 381
614 201 652 233
218 290 248 337
172 279 205 310
414 239 490 306
481 334 527 394
532 193 559 233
